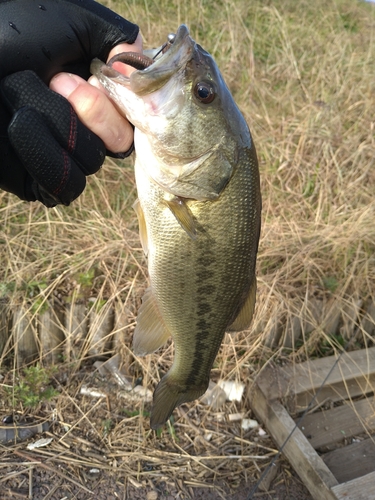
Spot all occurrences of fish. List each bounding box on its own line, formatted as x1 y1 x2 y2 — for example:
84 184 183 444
91 24 261 429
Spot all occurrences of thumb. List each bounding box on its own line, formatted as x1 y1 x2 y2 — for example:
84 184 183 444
50 73 133 153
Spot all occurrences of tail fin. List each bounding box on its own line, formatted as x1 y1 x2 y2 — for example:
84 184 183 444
150 374 208 429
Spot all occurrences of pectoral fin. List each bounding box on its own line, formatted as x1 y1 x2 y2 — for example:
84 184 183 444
164 196 197 240
227 278 257 332
133 287 171 355
132 198 148 255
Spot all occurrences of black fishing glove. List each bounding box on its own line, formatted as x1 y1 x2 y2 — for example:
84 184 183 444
0 0 139 206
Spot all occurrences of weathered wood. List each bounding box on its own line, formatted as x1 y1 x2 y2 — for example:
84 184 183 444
341 298 363 340
113 301 131 348
12 306 38 366
0 298 12 358
303 297 324 336
258 460 280 492
359 301 375 337
64 302 88 362
250 348 375 500
283 315 302 349
331 471 375 500
283 298 341 349
38 306 64 363
263 312 284 348
299 396 375 450
250 377 339 500
322 436 375 484
258 347 375 414
252 362 286 402
322 298 342 336
87 301 114 356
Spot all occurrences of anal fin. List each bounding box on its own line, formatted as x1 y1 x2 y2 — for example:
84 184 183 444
227 278 257 332
133 287 171 355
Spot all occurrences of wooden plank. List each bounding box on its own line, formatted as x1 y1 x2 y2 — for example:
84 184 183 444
38 307 64 363
113 301 137 375
341 298 363 340
282 315 302 349
299 396 375 449
0 298 11 358
263 306 284 348
321 298 342 336
258 459 280 492
258 347 375 414
113 301 131 348
252 349 375 499
87 301 114 356
64 302 88 362
331 471 375 500
322 436 375 484
254 363 289 402
360 302 375 337
303 298 324 334
250 378 339 500
12 306 38 366
283 298 340 349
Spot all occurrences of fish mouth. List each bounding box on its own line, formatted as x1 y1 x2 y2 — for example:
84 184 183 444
103 25 194 96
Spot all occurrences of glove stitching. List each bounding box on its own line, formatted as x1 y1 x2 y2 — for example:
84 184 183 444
53 150 70 196
68 106 77 153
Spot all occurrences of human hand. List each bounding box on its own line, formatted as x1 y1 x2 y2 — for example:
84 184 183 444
49 34 142 158
0 0 140 207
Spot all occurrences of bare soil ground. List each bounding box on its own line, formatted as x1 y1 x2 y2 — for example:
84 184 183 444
1 450 312 500
0 364 312 499
1 468 311 500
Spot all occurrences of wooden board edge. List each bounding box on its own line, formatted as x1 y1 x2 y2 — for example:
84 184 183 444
255 348 375 415
331 471 375 500
322 435 375 485
249 379 339 500
298 395 375 450
281 346 375 397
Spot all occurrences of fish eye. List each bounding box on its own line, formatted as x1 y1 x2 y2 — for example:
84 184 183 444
193 81 216 103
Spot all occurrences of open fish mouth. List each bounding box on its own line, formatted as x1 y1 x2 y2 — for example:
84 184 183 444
107 24 189 70
106 31 179 71
94 25 193 96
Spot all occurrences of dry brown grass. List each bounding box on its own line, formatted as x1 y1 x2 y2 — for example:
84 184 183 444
1 0 375 498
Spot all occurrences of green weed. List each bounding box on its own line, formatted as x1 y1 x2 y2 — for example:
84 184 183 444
6 364 59 408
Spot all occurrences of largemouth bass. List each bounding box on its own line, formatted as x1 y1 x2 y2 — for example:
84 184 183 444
91 25 261 429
